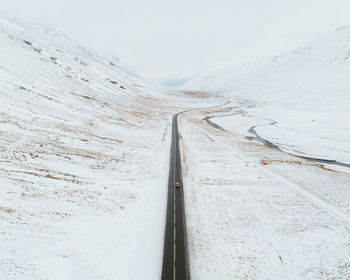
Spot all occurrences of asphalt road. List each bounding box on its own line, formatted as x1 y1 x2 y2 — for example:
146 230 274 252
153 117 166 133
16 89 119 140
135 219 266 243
161 113 190 280
161 101 230 279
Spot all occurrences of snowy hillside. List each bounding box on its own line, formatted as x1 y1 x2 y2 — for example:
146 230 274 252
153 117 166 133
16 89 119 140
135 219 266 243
183 27 350 167
0 14 210 279
183 26 350 111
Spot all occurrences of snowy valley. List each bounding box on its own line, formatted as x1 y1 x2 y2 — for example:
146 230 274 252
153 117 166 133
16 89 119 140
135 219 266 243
0 14 213 279
1 12 350 280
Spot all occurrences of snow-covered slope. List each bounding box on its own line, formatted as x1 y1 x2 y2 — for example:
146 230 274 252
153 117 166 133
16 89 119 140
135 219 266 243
183 27 350 167
0 14 205 279
183 26 350 111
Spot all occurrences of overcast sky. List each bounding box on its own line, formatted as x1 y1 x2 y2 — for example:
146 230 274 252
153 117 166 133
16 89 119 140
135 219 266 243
2 0 350 83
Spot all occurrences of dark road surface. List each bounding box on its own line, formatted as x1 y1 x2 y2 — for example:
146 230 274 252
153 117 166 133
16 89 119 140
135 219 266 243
162 113 190 280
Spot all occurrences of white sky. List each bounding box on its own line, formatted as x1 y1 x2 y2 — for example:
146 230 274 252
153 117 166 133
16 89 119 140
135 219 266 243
2 0 350 83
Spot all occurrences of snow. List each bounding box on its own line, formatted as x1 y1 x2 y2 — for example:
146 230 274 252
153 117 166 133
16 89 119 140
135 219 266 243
211 105 350 172
2 11 350 279
179 105 350 279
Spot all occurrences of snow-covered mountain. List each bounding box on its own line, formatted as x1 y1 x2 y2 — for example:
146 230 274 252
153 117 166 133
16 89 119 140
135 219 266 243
183 26 350 112
0 13 208 279
183 27 350 167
